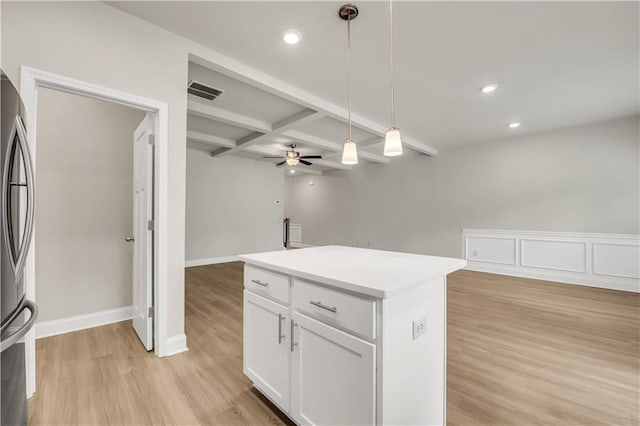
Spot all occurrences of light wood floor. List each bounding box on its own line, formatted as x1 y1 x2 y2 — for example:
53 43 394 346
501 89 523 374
29 263 639 425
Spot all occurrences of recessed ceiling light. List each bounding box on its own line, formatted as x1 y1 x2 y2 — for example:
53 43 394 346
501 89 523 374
283 30 301 45
508 122 521 129
480 84 498 94
289 169 295 174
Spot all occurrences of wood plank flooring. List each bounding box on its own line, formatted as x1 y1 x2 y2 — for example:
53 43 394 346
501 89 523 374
447 270 639 425
29 263 639 425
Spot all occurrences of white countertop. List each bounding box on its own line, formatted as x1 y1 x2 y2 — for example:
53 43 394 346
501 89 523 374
239 245 467 299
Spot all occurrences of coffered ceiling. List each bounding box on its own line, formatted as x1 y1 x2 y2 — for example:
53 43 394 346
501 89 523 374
110 1 639 175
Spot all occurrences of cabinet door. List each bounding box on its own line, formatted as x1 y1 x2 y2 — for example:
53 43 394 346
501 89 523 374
243 291 290 411
292 312 376 426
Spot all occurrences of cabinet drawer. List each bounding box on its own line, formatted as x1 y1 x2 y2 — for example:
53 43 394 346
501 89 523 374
292 279 376 340
244 265 290 304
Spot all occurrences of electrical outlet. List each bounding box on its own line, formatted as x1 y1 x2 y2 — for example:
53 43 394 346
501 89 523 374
413 316 427 340
472 250 478 257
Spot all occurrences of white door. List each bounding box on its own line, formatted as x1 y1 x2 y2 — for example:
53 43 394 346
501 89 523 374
132 114 154 351
291 312 376 426
243 291 290 411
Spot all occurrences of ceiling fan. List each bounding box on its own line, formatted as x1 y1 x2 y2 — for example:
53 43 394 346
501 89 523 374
263 144 322 167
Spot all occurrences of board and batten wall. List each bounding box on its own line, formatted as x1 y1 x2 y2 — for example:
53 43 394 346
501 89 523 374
185 149 284 266
35 88 145 336
285 116 639 290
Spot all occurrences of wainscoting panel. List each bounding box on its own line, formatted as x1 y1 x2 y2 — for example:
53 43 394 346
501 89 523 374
465 236 516 265
463 229 640 293
593 243 640 279
521 239 587 273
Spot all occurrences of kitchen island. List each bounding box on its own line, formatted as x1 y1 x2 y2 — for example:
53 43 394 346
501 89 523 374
239 245 466 426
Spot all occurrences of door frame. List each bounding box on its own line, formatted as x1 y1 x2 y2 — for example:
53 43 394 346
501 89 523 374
19 66 171 397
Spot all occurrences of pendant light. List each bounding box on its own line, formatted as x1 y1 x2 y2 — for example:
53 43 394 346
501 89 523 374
384 0 403 157
340 4 359 165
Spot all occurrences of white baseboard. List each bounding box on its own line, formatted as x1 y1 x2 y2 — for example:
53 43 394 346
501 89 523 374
185 255 239 267
464 263 639 293
36 306 132 339
165 333 188 356
462 229 640 293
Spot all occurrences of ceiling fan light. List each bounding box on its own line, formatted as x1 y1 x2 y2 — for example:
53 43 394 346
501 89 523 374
383 127 403 157
286 158 299 166
341 139 358 165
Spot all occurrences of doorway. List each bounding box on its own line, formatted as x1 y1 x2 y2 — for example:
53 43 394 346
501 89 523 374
34 87 154 349
20 67 171 398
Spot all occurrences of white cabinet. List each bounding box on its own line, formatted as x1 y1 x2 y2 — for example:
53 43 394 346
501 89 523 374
291 312 375 426
241 246 465 426
292 278 377 340
245 264 290 304
243 290 290 411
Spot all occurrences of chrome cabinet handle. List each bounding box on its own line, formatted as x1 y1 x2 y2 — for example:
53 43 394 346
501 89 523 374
278 314 285 344
290 319 297 352
310 300 337 313
251 279 269 287
125 236 135 242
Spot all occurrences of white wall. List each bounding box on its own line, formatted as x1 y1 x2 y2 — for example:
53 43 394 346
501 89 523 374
1 1 189 338
186 149 284 263
35 88 144 322
285 116 640 258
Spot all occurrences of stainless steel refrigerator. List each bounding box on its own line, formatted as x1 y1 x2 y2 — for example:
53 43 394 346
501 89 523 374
1 70 38 426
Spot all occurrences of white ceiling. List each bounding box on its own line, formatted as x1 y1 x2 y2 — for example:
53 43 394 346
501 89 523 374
111 1 639 149
187 115 251 140
189 62 306 122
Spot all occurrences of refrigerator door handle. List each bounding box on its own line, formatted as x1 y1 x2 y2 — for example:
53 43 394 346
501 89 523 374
1 115 35 278
20 116 36 276
0 298 37 353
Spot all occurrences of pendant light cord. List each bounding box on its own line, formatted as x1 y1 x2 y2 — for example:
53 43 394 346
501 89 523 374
389 0 396 128
347 14 353 141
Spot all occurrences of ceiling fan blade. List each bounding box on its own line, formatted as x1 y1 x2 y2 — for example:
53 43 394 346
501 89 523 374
276 160 287 166
262 156 285 159
299 160 313 166
300 155 322 159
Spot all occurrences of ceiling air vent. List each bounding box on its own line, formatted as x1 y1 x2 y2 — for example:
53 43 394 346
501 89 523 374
187 80 223 101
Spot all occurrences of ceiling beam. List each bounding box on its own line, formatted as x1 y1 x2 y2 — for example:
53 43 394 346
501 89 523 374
189 52 439 156
358 137 384 148
244 144 283 157
283 130 390 164
282 130 340 151
187 98 272 132
273 109 325 132
187 139 221 153
186 130 236 148
212 109 325 158
311 158 352 171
